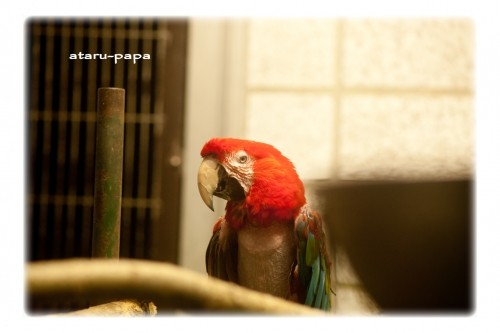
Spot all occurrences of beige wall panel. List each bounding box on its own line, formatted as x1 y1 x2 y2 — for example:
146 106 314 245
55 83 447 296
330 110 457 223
247 19 336 88
343 19 474 90
339 94 474 180
246 92 335 180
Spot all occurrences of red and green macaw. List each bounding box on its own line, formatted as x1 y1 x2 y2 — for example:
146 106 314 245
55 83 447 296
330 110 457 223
197 137 332 311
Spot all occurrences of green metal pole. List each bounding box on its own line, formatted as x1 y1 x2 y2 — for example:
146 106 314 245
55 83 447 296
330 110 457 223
92 87 125 259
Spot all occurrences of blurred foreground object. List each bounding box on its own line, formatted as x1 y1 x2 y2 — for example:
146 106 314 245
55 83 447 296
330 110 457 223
316 179 472 313
55 300 157 316
27 259 322 315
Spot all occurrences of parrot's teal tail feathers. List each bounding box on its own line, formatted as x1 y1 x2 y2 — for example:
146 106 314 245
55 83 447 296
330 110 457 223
305 255 320 306
314 269 326 308
295 205 333 311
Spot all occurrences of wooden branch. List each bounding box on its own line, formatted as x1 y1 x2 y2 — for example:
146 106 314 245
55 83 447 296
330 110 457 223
27 259 323 315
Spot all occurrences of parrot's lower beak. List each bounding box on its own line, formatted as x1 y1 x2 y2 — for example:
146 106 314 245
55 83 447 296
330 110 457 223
197 157 245 211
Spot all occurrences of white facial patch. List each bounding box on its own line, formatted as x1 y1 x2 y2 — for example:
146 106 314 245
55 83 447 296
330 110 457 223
224 150 255 195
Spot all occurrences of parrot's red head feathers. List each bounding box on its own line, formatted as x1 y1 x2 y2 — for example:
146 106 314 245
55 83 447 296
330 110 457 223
199 137 306 229
201 138 279 162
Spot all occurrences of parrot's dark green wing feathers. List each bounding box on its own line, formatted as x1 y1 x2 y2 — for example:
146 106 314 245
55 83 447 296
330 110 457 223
205 217 238 283
294 205 332 311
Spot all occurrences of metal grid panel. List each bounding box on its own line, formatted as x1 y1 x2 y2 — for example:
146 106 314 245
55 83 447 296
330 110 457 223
27 18 185 264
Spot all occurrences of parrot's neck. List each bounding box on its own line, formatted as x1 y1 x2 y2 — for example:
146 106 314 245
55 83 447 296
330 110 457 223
236 222 296 300
225 191 305 230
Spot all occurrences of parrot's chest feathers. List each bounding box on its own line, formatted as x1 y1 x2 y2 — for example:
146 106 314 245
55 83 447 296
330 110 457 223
237 222 296 299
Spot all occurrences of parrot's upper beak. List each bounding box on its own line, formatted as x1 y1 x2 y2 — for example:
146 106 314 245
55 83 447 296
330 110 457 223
197 157 220 211
197 156 245 211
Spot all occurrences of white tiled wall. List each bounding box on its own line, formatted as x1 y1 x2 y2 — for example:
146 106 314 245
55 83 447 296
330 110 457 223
244 18 474 182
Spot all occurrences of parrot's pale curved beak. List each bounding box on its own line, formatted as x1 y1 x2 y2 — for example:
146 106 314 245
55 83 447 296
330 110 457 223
197 157 220 211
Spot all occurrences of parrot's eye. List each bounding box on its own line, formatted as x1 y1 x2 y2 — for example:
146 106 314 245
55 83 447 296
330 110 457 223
235 151 249 164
